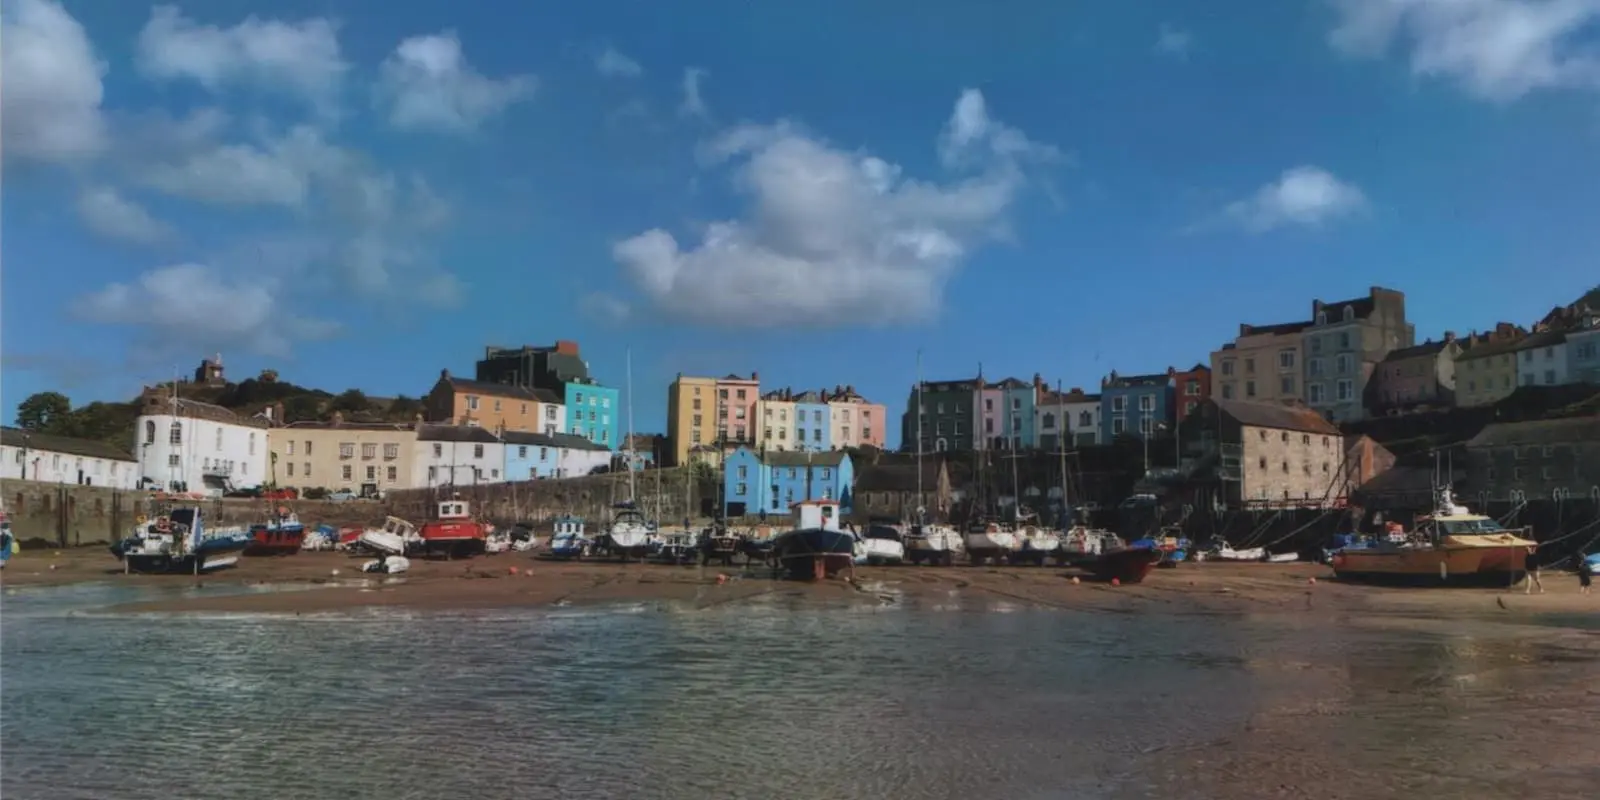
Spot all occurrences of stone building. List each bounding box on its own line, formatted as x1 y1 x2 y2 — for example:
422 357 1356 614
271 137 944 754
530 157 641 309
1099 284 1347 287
1464 416 1600 502
1195 398 1350 507
1366 334 1462 416
852 461 953 521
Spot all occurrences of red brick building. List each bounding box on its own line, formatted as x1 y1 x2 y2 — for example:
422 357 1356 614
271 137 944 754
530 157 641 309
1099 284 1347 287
1171 363 1212 421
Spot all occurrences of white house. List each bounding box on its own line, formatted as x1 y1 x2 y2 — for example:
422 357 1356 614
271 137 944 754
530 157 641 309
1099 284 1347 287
412 424 507 488
1062 392 1102 446
1511 332 1570 389
2 427 141 489
550 432 612 477
135 393 270 493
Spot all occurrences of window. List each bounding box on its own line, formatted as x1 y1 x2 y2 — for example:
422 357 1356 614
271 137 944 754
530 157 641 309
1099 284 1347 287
1336 379 1354 401
520 403 527 415
1338 332 1351 349
1220 383 1234 399
303 462 310 477
342 465 352 480
362 443 377 459
145 421 156 444
1280 376 1295 395
1011 397 1021 410
474 467 483 480
387 466 397 481
169 422 182 445
304 441 312 455
168 453 180 467
1245 381 1256 398
1111 396 1126 412
1309 358 1323 377
1042 413 1056 430
736 389 747 400
493 399 501 412
1112 418 1126 435
248 433 256 455
1513 466 1525 481
1467 380 1476 392
366 466 376 480
1259 456 1268 469
1281 460 1289 473
518 446 528 458
1138 395 1154 411
1335 354 1351 374
287 462 296 476
821 468 832 479
1544 370 1556 385
1185 380 1200 396
1221 360 1235 376
811 429 821 442
470 444 483 458
1308 383 1325 403
384 443 398 459
433 443 443 458
468 396 480 410
1244 358 1256 374
1310 336 1323 353
1278 350 1295 369
735 482 748 496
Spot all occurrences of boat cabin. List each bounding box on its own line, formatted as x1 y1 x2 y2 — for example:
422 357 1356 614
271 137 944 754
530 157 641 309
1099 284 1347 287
552 515 586 537
381 516 418 538
437 499 472 520
790 500 842 531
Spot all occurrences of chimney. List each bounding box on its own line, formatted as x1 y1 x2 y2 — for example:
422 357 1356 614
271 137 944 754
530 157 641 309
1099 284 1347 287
1443 331 1456 342
413 413 424 424
752 371 759 381
440 368 450 380
332 411 345 426
554 340 580 355
1166 366 1176 377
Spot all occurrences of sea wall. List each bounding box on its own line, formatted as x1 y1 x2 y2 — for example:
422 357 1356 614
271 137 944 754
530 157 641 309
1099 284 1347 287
382 468 713 527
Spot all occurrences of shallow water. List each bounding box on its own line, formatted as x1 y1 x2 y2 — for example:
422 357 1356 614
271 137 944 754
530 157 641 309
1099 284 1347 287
2 585 1595 799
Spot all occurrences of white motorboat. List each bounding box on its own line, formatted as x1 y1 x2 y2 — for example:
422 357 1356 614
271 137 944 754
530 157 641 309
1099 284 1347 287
1059 525 1122 566
854 523 906 566
546 515 591 560
361 554 411 574
358 516 419 556
905 523 963 566
601 502 656 560
1212 545 1266 562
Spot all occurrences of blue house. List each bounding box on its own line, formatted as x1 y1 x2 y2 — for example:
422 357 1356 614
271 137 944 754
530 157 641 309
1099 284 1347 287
792 391 831 452
721 447 854 518
997 377 1041 449
503 431 614 479
1099 369 1176 442
564 378 621 450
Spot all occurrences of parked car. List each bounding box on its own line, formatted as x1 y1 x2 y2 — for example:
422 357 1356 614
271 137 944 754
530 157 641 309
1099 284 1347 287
325 490 357 502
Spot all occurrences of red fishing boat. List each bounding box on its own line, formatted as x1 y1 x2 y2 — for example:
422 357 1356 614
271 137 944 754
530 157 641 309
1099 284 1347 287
416 496 488 558
244 506 306 556
1089 544 1162 584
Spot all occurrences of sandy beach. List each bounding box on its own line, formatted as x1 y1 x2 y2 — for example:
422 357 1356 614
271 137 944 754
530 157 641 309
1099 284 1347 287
4 547 1595 622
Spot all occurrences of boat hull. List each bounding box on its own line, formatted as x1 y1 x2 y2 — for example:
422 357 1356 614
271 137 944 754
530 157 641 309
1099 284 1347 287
1331 546 1512 586
244 524 306 556
965 532 1019 565
1089 547 1161 584
417 519 487 558
772 528 857 580
119 539 249 574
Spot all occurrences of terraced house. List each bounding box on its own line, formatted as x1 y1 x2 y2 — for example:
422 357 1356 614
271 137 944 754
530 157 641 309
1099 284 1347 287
424 370 564 434
1299 287 1413 422
269 414 418 496
1211 320 1308 404
901 377 978 453
1099 369 1175 442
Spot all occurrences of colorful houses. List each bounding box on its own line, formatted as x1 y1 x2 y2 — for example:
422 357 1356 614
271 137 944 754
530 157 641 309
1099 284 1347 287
721 448 854 518
473 341 620 450
424 370 564 434
563 378 620 450
1099 369 1175 442
412 424 505 488
668 372 887 464
268 415 418 497
1300 287 1413 422
1366 335 1462 416
901 377 978 453
1034 387 1100 449
502 431 612 480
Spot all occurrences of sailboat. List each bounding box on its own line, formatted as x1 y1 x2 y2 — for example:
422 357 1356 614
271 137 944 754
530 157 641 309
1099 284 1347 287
1006 448 1059 565
964 447 1019 566
903 350 963 566
601 350 657 561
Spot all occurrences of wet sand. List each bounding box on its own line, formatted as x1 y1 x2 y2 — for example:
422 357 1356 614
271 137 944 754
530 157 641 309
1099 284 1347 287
4 548 1596 622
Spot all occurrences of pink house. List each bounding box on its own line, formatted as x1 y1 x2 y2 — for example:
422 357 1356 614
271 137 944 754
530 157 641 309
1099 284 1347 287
714 373 760 445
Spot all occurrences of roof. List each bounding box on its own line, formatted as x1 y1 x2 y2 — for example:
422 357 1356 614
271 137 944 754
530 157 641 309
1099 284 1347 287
1466 416 1600 448
1455 330 1563 362
1380 339 1451 363
854 462 944 492
761 449 848 467
1 426 137 462
1352 466 1435 498
1037 391 1100 407
440 377 561 404
280 421 417 431
498 430 608 451
416 424 503 443
141 394 271 428
1313 293 1376 323
1239 320 1313 337
1213 398 1341 435
549 432 609 451
1507 330 1567 352
1105 372 1171 388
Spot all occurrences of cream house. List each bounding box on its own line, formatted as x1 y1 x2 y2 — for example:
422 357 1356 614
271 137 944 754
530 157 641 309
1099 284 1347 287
270 414 419 495
757 391 799 451
1211 321 1309 405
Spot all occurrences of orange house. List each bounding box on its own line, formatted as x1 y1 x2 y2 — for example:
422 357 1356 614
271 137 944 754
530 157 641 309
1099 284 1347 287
1171 363 1212 422
424 369 564 434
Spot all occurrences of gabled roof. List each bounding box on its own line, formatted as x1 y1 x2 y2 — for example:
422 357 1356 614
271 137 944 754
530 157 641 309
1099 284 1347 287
762 449 848 467
499 430 608 451
1213 398 1340 436
1466 416 1600 448
1380 339 1452 363
417 424 503 443
854 462 944 492
1 426 136 462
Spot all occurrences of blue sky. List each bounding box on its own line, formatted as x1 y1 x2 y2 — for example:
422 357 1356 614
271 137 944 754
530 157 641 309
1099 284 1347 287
4 0 1599 446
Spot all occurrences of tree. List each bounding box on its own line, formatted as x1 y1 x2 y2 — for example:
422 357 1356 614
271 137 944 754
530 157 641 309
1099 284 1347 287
388 394 422 419
281 395 323 423
16 392 71 432
330 389 370 415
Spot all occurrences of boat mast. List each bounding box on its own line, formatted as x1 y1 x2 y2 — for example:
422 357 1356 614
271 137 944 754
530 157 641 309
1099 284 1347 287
626 347 636 504
915 349 924 524
1057 380 1069 526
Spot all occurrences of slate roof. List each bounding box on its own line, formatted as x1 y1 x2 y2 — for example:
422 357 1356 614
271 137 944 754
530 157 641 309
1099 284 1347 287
855 462 944 492
0 426 136 462
417 424 504 443
1455 330 1565 362
1239 320 1313 337
1466 417 1600 448
498 430 609 451
760 450 848 467
1380 340 1451 363
443 377 561 404
1213 398 1341 436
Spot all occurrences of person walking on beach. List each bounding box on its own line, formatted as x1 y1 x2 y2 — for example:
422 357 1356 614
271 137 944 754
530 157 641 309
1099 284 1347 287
1579 556 1594 596
1523 547 1543 594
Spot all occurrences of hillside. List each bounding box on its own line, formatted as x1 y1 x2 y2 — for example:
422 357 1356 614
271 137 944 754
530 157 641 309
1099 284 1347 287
12 376 426 452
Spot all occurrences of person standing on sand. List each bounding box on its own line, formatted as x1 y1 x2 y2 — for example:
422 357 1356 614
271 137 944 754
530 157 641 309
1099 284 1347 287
1579 557 1594 596
1523 547 1543 594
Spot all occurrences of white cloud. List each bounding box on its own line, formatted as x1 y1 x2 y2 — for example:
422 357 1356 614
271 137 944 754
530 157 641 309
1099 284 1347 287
1155 24 1194 58
1327 0 1600 102
1223 166 1368 233
0 0 107 164
376 31 535 133
76 187 175 246
74 264 338 357
135 5 347 111
138 125 345 207
580 292 632 324
596 45 642 78
613 89 1055 328
679 67 710 118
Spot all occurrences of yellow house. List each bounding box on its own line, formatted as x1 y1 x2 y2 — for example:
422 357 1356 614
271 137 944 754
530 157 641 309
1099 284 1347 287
666 374 717 465
1210 321 1309 404
269 415 419 494
1454 339 1522 407
423 369 564 434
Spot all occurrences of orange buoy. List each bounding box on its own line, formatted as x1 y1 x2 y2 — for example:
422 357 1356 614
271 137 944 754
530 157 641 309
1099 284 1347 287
1111 577 1121 587
1307 577 1317 585
508 566 519 576
716 573 728 586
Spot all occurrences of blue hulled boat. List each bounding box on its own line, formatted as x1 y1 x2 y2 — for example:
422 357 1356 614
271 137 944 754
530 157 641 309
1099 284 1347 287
544 515 590 560
111 502 252 574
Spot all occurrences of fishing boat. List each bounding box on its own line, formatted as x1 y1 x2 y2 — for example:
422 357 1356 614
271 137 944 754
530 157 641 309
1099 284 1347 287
358 516 420 556
770 500 857 580
601 501 655 561
905 522 962 565
415 496 489 558
508 522 544 552
855 522 907 566
244 506 306 556
360 553 412 574
701 522 744 566
1129 528 1190 568
651 530 697 565
545 515 590 560
111 503 252 574
1331 486 1536 586
1089 540 1162 584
